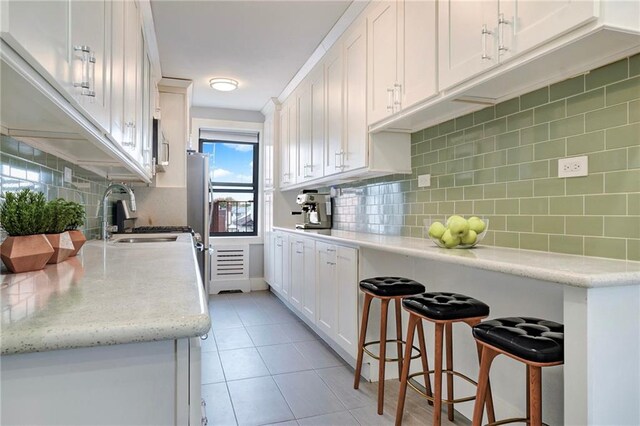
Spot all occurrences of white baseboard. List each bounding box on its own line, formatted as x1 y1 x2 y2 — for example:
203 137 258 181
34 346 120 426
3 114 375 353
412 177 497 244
210 278 251 294
251 278 269 291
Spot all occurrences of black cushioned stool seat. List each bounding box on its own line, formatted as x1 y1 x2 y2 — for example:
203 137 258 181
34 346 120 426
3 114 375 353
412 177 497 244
472 317 564 364
471 317 565 426
396 291 495 426
402 292 490 321
359 276 425 297
354 277 426 416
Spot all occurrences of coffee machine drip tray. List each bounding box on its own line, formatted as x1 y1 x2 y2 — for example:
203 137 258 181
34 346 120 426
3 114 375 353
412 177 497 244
295 223 331 230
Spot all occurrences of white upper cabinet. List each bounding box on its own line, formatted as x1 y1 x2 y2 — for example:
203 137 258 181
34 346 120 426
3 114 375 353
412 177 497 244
1 1 71 94
279 99 296 188
342 21 367 172
324 44 344 177
367 1 398 124
263 106 277 191
296 65 325 183
439 0 598 91
69 0 111 131
110 0 126 145
367 0 437 125
498 0 597 62
439 0 500 91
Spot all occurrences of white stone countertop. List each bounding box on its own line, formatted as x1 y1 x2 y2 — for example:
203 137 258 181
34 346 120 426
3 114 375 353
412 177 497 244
1 234 211 355
274 227 640 288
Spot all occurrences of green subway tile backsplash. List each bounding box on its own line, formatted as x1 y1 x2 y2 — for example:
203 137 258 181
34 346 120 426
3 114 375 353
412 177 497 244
1 135 109 242
331 55 640 261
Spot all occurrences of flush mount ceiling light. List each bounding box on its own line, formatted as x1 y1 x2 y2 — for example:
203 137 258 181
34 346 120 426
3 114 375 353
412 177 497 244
209 78 238 92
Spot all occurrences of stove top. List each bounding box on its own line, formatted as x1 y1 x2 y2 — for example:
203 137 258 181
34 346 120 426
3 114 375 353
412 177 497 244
130 226 193 234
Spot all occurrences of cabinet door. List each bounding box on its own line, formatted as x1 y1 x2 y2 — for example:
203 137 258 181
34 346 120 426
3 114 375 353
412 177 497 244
0 1 70 91
335 246 358 356
399 0 438 110
122 0 139 152
367 0 398 125
439 0 499 90
279 102 292 187
343 22 368 171
141 52 152 174
289 239 305 312
281 234 291 300
287 99 298 187
263 197 273 285
69 0 111 131
109 0 126 145
309 66 325 180
296 84 312 183
499 0 597 62
316 242 337 337
302 238 317 323
272 234 284 294
324 46 344 176
263 113 275 190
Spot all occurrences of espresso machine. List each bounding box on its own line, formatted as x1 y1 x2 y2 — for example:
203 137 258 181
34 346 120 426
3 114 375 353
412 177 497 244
293 190 332 229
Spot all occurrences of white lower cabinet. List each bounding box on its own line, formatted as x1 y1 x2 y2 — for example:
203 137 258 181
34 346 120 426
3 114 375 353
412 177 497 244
316 242 338 337
1 338 202 425
290 238 305 311
335 245 358 356
301 238 317 323
271 232 289 298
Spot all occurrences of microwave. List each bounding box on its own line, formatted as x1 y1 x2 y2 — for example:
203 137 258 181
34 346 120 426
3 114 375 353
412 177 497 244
152 118 169 172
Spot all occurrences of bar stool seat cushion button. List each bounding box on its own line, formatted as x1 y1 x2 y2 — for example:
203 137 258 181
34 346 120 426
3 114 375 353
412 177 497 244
472 317 564 363
402 292 490 321
359 277 426 297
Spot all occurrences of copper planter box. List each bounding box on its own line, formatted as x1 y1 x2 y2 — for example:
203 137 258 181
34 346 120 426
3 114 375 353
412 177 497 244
68 230 87 257
45 232 75 264
0 234 55 273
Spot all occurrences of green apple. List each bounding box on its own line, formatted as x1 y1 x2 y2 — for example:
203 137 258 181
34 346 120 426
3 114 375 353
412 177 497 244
428 221 446 239
461 230 478 245
441 229 461 248
468 216 486 234
446 215 465 227
448 217 470 238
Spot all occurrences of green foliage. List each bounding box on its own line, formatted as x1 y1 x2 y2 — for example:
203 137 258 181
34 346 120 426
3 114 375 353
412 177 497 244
44 198 74 234
0 189 48 236
65 201 85 230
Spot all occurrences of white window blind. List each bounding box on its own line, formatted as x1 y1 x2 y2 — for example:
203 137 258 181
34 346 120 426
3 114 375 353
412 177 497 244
199 130 258 143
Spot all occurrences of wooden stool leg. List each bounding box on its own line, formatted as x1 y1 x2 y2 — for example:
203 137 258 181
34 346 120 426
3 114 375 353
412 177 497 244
445 323 454 422
529 365 542 426
378 299 390 415
416 320 433 405
472 345 499 426
395 314 418 426
354 293 373 389
395 298 404 380
433 323 444 426
526 364 531 420
475 342 496 424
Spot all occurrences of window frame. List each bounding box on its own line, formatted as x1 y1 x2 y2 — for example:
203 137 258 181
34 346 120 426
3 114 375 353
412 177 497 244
199 139 259 237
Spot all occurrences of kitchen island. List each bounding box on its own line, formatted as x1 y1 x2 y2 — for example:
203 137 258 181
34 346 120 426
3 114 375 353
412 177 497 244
1 234 210 425
273 227 640 425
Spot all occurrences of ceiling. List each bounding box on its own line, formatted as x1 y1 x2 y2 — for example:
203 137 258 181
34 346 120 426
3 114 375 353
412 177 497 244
151 0 352 112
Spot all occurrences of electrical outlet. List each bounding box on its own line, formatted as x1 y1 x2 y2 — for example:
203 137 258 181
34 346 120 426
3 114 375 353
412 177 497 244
558 156 588 178
63 167 73 184
418 174 431 187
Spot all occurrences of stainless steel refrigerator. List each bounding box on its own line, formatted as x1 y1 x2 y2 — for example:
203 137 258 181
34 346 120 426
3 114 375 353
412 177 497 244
187 152 212 295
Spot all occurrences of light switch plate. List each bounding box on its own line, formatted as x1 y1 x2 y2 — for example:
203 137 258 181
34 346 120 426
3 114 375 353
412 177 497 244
418 174 431 187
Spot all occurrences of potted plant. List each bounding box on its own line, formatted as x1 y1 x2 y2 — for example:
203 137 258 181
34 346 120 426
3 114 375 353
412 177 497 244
44 198 75 264
65 201 86 256
0 189 54 273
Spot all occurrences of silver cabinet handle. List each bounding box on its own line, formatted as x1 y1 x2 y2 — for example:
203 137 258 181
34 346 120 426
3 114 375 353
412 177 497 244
334 151 346 170
122 122 136 148
386 88 394 112
326 248 335 252
498 13 510 54
393 83 402 112
326 261 336 265
481 24 492 60
303 164 313 178
73 45 96 97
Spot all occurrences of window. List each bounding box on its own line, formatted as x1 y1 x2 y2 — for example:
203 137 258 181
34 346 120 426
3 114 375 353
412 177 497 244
200 139 258 236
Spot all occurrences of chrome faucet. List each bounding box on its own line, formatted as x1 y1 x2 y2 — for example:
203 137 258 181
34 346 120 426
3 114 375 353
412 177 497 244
100 183 137 240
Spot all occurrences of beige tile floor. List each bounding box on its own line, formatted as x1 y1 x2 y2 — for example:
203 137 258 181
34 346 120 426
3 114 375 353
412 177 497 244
203 291 471 426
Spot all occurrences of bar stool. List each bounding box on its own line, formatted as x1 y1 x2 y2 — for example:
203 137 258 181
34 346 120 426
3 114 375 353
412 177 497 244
472 317 564 426
353 277 426 415
396 292 496 426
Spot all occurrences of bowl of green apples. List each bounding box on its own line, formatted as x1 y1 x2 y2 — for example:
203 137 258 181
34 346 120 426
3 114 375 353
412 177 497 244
425 216 488 249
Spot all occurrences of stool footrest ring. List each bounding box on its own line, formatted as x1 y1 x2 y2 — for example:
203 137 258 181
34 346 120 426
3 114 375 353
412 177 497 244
363 339 421 363
486 417 549 426
407 370 478 404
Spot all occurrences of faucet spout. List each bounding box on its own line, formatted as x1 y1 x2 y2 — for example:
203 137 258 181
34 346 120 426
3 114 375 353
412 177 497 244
100 183 136 240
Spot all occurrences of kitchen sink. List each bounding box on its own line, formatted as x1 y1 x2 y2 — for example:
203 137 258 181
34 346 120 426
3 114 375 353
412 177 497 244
113 236 179 243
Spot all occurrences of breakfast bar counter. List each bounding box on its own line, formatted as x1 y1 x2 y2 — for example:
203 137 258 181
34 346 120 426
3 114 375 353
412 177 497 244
273 226 640 425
